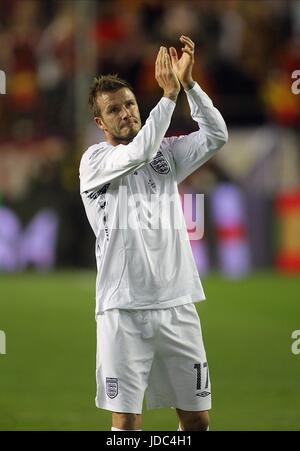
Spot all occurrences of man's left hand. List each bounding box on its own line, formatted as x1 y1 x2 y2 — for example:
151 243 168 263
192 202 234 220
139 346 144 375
169 36 195 91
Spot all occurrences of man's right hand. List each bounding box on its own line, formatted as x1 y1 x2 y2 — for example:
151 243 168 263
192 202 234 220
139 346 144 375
155 46 180 102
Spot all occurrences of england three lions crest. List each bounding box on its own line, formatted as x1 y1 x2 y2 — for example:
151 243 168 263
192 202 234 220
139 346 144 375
106 377 118 399
150 151 170 174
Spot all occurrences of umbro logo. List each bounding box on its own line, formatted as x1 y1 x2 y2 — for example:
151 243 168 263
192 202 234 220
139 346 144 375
196 391 211 398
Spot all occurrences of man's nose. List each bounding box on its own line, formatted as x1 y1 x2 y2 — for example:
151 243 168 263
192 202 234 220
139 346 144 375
121 106 131 119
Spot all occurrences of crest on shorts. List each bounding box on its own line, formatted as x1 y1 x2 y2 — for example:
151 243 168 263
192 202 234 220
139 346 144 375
106 377 118 399
150 151 170 174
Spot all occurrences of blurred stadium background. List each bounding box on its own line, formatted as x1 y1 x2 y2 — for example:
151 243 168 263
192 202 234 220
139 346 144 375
0 0 300 431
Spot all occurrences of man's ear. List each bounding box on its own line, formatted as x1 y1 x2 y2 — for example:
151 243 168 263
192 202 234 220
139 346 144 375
94 116 107 131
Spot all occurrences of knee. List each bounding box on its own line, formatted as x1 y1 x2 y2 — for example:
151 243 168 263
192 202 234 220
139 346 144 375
180 411 209 431
112 412 141 430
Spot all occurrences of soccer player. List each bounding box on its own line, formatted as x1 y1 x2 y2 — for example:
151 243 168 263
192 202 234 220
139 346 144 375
79 36 228 431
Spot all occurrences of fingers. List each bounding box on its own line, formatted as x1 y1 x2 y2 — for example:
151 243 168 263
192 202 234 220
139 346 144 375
180 35 195 50
156 46 171 73
155 47 163 79
161 46 172 72
163 48 172 71
162 47 168 70
169 47 178 65
180 35 195 56
155 45 180 96
181 47 194 57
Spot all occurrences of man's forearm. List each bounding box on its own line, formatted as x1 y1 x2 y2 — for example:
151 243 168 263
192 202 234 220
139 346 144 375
186 82 228 148
128 96 176 163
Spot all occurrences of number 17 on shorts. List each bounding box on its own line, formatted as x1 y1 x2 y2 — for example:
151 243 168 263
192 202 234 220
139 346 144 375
194 362 211 398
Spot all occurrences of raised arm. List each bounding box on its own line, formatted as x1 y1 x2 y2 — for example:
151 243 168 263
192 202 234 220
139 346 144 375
168 36 228 184
80 48 180 193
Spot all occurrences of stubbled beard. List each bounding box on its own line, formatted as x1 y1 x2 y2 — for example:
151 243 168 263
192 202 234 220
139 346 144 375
113 127 139 144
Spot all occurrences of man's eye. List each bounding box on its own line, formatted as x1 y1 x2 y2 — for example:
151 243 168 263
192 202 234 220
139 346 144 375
110 108 118 114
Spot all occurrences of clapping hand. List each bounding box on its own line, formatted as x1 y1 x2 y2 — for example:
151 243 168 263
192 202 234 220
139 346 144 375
169 36 195 91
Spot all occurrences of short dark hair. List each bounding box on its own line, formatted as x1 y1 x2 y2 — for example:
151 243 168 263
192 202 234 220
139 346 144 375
88 74 134 117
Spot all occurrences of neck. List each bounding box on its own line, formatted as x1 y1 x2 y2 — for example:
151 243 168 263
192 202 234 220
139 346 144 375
105 134 134 147
108 138 132 146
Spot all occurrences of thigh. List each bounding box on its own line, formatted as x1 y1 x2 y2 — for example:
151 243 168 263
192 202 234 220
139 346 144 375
146 303 211 411
96 309 155 414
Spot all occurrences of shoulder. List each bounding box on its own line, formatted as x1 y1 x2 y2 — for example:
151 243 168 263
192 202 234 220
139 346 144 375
160 136 178 151
79 142 110 171
160 135 184 155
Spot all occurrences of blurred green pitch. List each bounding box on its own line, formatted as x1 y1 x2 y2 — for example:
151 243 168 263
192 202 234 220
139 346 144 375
0 271 299 431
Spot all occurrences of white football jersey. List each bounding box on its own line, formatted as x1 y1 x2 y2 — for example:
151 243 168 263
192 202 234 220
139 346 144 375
80 83 228 314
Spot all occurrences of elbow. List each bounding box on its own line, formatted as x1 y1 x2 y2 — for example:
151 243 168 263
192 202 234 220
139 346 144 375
214 125 228 150
219 124 228 146
139 151 153 164
126 140 155 166
132 154 152 166
144 155 154 164
206 128 228 156
223 127 229 145
135 148 158 165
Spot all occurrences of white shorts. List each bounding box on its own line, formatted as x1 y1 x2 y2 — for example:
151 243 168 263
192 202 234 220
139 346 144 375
95 303 211 414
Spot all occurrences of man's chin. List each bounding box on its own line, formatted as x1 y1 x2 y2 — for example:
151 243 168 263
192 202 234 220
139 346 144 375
122 129 139 140
115 130 138 145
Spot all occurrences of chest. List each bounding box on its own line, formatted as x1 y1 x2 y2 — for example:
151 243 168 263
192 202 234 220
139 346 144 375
126 150 176 196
